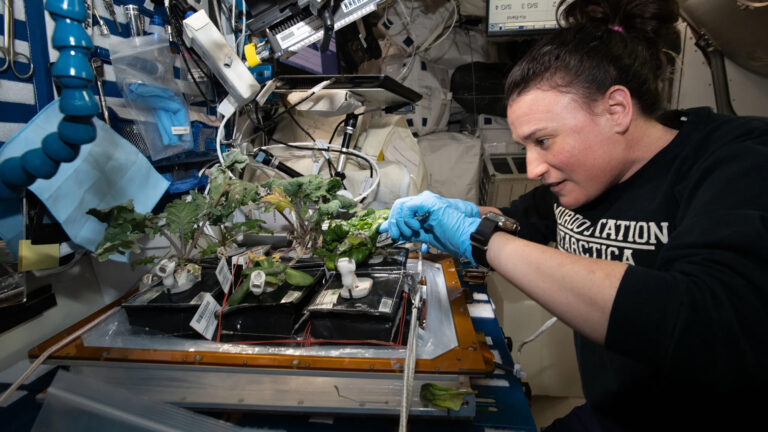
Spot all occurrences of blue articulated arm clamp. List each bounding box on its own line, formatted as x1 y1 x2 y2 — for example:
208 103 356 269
0 0 97 200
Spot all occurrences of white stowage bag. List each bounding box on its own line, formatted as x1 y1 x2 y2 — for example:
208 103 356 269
377 0 456 54
380 54 452 137
351 114 429 207
456 0 486 17
345 161 415 210
423 28 490 72
417 131 482 203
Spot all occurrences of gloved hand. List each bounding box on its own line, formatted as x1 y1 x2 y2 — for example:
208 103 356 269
380 191 480 263
379 191 480 240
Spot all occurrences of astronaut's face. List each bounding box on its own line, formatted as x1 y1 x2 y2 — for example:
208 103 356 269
507 87 631 209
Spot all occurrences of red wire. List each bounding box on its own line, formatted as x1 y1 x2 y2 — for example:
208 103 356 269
306 338 401 347
217 274 242 342
232 339 303 344
230 338 400 347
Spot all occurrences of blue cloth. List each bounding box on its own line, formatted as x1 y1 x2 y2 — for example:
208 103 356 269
0 99 170 259
380 191 480 262
161 173 208 195
124 82 192 148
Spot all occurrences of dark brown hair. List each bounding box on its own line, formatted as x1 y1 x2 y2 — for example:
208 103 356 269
504 0 680 116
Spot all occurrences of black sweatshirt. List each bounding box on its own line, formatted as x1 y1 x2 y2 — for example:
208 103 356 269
500 107 768 431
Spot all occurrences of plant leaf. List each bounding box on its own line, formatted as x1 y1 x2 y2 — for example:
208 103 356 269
163 198 204 242
419 383 477 411
284 267 314 286
227 280 251 306
260 186 293 213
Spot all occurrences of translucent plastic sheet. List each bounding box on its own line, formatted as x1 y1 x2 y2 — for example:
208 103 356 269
32 371 257 432
81 259 458 360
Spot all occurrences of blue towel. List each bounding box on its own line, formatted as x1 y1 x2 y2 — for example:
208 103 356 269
0 99 169 259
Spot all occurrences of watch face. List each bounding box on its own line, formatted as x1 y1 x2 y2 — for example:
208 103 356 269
484 212 520 233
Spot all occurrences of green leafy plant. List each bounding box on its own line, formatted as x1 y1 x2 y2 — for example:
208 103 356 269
259 175 358 257
419 383 477 411
86 200 162 261
314 208 390 270
227 254 316 307
87 151 266 266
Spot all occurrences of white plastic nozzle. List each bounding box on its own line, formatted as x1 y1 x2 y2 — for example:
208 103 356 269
249 270 266 295
155 259 176 288
336 257 372 299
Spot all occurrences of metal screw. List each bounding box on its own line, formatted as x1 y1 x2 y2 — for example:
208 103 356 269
292 359 300 366
194 355 202 361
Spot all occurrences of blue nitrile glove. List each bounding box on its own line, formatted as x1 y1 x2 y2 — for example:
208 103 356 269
125 82 191 147
379 191 480 240
379 191 480 262
407 206 480 263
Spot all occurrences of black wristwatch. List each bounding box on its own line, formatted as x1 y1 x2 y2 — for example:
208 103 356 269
470 212 520 269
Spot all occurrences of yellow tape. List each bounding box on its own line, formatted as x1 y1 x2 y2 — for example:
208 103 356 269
18 240 59 272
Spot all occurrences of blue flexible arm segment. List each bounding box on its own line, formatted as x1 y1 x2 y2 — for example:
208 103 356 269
0 0 96 200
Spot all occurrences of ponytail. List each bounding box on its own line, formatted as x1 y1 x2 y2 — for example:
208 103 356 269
505 0 680 116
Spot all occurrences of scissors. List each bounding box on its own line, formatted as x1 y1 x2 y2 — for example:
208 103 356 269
0 0 34 80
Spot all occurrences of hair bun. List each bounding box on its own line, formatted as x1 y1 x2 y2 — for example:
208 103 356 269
560 0 679 48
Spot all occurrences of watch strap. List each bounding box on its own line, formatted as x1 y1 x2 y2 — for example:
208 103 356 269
470 217 498 268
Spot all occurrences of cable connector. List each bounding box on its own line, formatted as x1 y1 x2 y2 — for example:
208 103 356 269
513 363 527 379
217 96 237 117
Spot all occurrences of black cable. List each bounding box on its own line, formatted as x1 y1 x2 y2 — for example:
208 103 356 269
328 118 345 145
245 104 337 178
494 362 517 374
282 99 317 142
268 138 373 179
167 0 219 106
178 45 216 106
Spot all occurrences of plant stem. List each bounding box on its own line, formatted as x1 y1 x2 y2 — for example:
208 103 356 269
185 213 210 259
160 228 184 258
185 183 229 259
276 209 296 233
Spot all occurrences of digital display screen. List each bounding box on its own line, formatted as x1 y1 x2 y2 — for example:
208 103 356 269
487 0 559 36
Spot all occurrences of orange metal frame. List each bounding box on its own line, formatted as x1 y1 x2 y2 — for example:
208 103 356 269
29 255 495 375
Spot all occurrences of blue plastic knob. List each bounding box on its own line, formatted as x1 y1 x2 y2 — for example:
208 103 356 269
0 179 23 200
58 116 97 146
45 0 87 22
52 19 94 51
0 158 35 188
52 50 94 88
42 132 81 163
21 147 61 179
59 88 100 117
